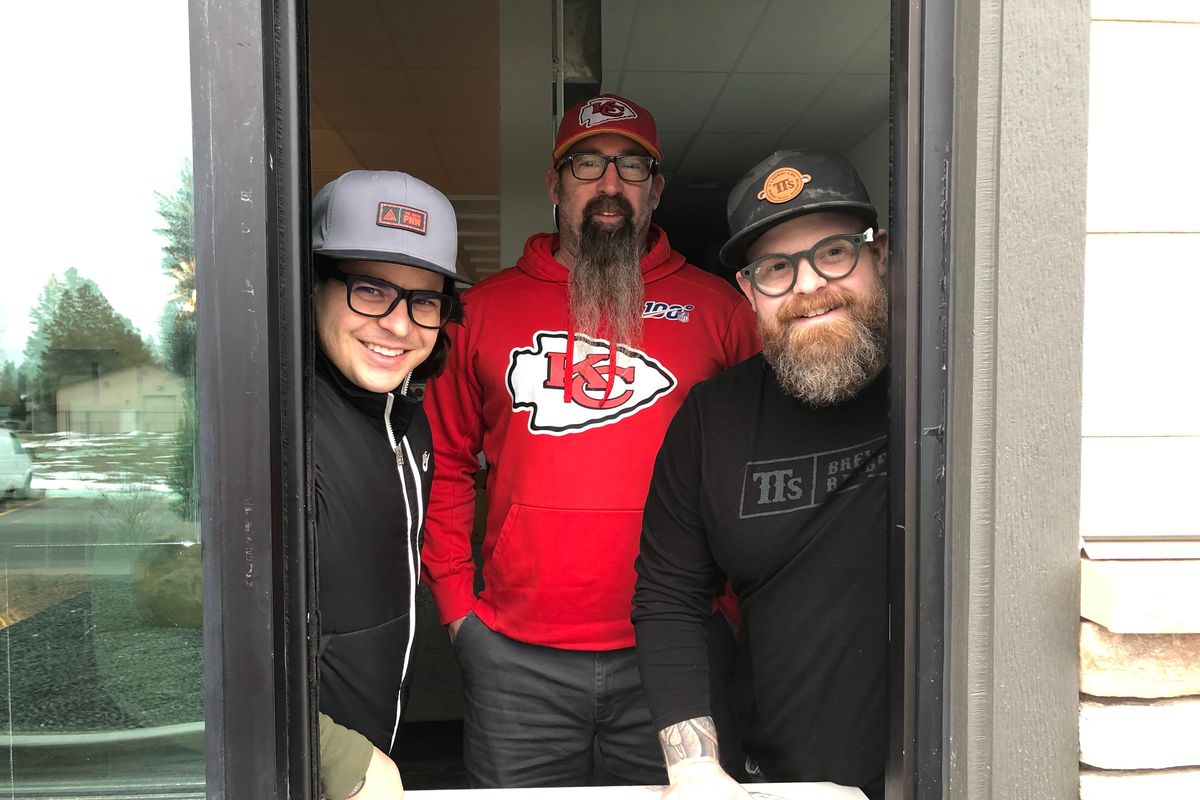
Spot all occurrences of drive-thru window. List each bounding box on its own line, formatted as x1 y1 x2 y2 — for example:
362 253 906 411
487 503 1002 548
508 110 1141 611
0 0 1088 798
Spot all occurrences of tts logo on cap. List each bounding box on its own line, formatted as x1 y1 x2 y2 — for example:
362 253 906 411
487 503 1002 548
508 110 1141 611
579 97 637 128
757 167 812 204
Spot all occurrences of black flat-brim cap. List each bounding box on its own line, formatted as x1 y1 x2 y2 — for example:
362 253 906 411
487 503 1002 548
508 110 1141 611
312 170 473 285
719 149 878 270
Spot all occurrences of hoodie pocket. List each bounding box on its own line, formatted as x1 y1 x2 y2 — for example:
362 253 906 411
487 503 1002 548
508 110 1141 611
319 613 412 753
484 504 642 638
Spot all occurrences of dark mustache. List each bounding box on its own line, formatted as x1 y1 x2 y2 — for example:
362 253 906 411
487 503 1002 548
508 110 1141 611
583 195 634 218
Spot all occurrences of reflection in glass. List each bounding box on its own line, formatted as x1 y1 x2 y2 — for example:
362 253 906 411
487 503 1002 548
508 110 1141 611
0 2 202 794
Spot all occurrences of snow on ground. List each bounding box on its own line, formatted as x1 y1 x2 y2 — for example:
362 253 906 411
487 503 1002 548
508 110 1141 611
19 431 180 496
32 477 173 494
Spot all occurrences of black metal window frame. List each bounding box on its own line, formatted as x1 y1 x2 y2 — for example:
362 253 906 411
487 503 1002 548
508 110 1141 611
192 0 314 796
187 0 956 796
888 0 954 797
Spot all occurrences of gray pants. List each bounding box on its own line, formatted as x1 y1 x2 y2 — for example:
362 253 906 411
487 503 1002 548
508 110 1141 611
452 613 668 788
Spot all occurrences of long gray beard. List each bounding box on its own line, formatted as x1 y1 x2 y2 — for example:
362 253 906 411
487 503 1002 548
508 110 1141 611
761 281 889 406
568 213 646 347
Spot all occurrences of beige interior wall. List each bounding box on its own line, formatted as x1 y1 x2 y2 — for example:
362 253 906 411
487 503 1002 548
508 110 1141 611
499 0 554 268
847 120 889 228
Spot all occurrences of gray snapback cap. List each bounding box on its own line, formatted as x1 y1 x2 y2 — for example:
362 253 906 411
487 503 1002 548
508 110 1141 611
312 170 472 285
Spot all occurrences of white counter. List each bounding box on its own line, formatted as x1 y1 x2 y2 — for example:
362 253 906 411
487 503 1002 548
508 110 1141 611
408 783 865 799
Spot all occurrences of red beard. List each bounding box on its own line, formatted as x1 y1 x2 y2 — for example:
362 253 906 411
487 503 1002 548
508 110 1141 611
769 288 864 356
759 281 888 405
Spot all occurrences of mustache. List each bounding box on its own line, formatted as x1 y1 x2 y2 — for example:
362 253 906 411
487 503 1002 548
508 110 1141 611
774 288 858 323
583 194 634 219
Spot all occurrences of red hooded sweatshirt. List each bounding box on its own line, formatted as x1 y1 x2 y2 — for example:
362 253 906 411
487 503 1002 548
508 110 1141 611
421 226 759 650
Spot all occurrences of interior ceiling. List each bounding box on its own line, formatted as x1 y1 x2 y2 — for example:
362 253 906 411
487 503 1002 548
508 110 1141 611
308 0 889 280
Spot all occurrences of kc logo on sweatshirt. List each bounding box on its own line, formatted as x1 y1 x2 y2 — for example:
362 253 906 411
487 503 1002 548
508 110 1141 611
506 331 677 435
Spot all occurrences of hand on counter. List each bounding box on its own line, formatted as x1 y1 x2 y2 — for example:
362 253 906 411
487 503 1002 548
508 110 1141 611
659 716 751 800
350 746 404 799
662 757 751 800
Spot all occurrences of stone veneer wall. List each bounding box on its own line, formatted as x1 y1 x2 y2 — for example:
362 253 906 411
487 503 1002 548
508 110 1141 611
1078 616 1200 798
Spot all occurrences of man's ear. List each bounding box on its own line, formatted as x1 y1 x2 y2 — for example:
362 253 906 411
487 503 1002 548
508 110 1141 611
734 271 759 309
869 228 889 278
648 173 665 211
544 166 562 205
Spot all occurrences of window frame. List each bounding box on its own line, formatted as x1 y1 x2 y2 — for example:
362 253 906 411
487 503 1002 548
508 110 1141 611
186 0 964 795
191 0 314 796
887 0 954 797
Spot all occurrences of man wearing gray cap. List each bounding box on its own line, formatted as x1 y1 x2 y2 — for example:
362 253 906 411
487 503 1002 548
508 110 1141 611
633 150 890 800
310 170 471 799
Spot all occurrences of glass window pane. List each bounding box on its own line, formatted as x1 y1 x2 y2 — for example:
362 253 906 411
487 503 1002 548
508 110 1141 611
0 1 202 795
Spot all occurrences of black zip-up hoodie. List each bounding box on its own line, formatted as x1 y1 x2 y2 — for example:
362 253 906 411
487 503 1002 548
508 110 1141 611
314 350 433 756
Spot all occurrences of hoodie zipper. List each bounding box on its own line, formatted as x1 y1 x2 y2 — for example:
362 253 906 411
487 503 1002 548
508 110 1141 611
385 373 413 468
382 373 420 752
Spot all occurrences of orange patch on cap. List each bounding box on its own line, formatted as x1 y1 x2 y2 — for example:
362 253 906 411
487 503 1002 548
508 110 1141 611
757 168 812 204
377 202 428 235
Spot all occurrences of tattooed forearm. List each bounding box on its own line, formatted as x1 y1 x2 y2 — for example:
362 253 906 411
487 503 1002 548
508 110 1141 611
658 716 720 767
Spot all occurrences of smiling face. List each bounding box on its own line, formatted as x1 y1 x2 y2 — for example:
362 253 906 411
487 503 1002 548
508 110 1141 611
737 211 890 404
545 132 665 269
315 260 443 393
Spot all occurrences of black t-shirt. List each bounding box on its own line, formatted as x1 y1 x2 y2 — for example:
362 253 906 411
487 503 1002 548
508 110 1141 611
633 353 888 790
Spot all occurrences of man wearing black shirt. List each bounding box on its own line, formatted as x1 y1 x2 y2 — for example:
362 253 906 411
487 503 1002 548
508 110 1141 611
633 150 890 800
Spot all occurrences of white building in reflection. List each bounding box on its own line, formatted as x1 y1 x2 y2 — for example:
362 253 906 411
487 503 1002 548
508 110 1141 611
56 365 187 434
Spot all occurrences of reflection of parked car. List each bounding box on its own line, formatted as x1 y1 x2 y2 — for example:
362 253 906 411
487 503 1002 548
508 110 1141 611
0 430 34 502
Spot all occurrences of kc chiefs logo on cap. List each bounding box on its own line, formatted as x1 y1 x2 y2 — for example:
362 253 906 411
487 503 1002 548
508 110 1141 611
578 97 638 129
506 331 677 435
757 167 812 204
377 202 428 235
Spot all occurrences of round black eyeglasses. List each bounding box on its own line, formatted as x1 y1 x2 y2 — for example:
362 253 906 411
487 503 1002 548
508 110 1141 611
740 229 876 297
323 266 457 329
556 153 658 182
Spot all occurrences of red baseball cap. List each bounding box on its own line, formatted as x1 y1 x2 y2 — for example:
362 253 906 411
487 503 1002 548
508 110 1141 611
552 94 663 163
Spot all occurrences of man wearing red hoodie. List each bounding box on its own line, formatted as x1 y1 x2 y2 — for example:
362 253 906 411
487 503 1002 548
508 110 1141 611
421 94 759 788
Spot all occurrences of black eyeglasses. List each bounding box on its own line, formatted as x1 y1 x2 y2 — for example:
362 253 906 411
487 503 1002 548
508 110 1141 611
740 229 876 297
556 153 658 182
322 266 457 329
